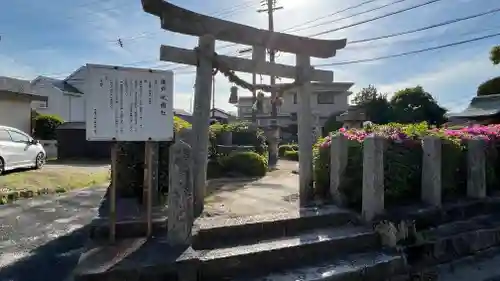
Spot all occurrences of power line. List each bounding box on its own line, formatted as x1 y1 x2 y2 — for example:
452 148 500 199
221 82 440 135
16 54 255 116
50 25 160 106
315 31 500 67
289 0 410 34
107 0 262 44
343 23 500 51
348 6 500 44
217 0 440 51
281 0 380 33
310 0 445 37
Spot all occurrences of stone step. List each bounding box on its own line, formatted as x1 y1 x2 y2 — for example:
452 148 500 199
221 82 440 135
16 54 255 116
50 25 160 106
198 225 379 280
193 205 358 249
379 198 500 232
234 251 406 281
405 213 500 267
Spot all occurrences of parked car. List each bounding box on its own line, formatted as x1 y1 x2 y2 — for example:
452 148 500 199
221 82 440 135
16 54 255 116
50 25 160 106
0 125 46 175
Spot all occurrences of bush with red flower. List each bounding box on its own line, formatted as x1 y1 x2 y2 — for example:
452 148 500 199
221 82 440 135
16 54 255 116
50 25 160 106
314 122 500 210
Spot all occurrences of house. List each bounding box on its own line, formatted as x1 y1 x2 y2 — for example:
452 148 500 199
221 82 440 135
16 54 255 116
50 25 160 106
236 82 354 136
209 108 236 124
174 108 236 124
30 76 84 122
0 76 47 134
447 94 500 125
174 108 193 123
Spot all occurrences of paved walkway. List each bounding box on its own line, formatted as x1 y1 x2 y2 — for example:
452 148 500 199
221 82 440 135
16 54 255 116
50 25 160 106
0 185 107 281
0 161 299 281
203 160 300 217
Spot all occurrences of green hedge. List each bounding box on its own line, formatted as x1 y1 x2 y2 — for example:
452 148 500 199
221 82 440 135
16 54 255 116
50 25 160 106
115 119 269 200
279 144 298 157
33 114 63 140
314 123 500 210
114 116 191 199
283 150 299 161
220 151 268 177
209 122 267 157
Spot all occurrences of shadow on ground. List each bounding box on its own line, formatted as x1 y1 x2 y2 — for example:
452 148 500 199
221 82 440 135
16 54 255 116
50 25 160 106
0 226 90 281
46 159 110 168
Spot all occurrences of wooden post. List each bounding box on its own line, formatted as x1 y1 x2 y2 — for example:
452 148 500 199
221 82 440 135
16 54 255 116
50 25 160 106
192 35 215 217
362 135 385 221
296 54 314 206
421 136 442 206
143 141 156 237
109 143 118 243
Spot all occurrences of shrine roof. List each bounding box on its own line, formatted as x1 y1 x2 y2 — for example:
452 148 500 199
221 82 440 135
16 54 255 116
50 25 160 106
448 94 500 118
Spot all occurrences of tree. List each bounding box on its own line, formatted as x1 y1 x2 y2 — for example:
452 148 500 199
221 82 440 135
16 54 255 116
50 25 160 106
490 45 500 65
352 85 393 124
390 86 447 125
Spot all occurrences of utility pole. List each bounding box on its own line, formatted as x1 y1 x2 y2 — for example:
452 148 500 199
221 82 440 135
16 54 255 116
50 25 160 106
259 0 283 169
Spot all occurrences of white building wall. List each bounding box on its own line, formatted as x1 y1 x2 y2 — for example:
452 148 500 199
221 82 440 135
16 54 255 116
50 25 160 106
30 79 85 122
0 99 33 134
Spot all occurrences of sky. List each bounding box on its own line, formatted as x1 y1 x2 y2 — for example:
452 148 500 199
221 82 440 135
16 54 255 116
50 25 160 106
1 0 499 114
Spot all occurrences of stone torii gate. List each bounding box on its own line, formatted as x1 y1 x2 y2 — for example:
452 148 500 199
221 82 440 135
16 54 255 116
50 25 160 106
141 0 347 215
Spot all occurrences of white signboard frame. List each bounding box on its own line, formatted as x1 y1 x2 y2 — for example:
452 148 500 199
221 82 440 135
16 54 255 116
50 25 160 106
85 65 174 141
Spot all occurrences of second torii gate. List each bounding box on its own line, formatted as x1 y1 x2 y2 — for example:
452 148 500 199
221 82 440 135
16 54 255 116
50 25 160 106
141 0 347 217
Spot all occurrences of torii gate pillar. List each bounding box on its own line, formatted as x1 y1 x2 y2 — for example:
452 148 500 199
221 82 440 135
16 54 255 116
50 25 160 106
296 54 314 205
191 35 215 216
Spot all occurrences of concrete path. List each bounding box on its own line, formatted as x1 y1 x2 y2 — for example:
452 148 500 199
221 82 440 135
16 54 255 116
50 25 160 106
0 160 299 281
0 185 107 281
203 160 300 217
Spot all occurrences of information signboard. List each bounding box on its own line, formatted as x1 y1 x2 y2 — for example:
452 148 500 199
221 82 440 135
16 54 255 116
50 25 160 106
85 64 174 141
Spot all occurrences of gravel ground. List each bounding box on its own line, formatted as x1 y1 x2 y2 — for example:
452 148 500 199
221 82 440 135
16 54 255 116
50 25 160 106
0 185 107 281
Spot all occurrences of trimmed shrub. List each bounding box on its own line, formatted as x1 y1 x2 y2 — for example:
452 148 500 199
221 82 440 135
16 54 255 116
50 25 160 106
279 144 298 157
210 121 267 156
477 76 500 96
114 117 191 199
283 150 299 161
33 114 63 140
314 122 500 210
220 151 268 177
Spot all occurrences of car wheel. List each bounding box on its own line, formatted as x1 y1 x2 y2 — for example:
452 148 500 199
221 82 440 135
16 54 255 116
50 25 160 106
35 153 45 169
0 158 4 175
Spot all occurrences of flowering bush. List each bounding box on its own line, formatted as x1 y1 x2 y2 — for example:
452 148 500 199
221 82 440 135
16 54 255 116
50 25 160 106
314 123 500 209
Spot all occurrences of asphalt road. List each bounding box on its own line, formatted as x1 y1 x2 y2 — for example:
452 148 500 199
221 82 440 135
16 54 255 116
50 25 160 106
0 186 107 281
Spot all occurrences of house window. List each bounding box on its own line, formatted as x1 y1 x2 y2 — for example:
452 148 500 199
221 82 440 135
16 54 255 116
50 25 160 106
317 92 335 104
33 100 48 109
7 130 30 143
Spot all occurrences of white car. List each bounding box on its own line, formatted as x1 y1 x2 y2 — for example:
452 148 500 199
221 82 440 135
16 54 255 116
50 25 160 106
0 125 46 175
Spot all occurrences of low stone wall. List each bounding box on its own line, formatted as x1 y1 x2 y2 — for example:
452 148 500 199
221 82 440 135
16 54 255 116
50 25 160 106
39 140 57 159
329 135 489 221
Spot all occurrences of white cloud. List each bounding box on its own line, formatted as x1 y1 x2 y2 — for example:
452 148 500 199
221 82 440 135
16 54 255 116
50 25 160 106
376 53 498 111
6 0 497 115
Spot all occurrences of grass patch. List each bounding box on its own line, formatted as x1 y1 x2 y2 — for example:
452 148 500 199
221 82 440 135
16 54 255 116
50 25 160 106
0 167 110 204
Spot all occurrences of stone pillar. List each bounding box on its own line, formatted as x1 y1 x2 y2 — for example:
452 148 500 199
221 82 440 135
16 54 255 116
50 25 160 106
421 136 442 206
167 140 194 246
467 138 486 199
296 54 314 206
330 133 348 205
191 35 215 217
362 135 385 221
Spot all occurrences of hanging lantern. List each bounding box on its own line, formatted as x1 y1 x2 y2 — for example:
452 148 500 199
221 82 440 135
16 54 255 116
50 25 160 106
273 97 283 107
228 86 238 104
256 92 265 113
